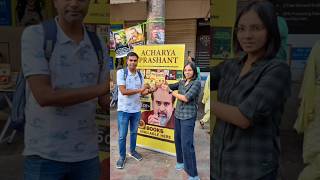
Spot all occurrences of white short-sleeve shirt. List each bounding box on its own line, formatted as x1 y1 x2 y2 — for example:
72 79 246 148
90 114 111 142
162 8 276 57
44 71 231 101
21 18 107 162
117 68 144 113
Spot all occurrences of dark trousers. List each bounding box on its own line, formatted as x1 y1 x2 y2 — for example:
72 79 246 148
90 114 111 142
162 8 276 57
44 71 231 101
258 169 278 180
210 169 278 180
174 117 198 177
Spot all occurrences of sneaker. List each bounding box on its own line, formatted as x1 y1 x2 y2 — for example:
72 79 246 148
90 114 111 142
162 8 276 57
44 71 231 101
128 151 142 161
116 157 126 169
175 163 184 170
188 176 200 180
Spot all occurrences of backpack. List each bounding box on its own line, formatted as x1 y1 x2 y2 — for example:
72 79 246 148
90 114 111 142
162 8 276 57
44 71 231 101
123 68 143 85
111 68 142 108
10 19 104 131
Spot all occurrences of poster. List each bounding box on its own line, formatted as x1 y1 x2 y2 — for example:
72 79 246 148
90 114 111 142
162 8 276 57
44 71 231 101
212 27 233 59
210 0 237 60
113 24 145 58
95 111 109 180
211 0 237 27
125 24 145 49
270 0 320 34
134 44 185 155
113 29 130 58
15 0 44 26
84 0 108 24
0 0 12 25
109 31 115 50
148 24 165 44
110 22 124 70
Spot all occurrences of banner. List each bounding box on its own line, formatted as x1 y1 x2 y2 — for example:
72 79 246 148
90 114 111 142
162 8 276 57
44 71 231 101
211 0 237 27
96 112 109 180
110 22 124 70
113 29 131 58
210 0 237 60
134 44 185 155
84 0 108 24
270 0 320 34
136 44 185 70
212 27 233 59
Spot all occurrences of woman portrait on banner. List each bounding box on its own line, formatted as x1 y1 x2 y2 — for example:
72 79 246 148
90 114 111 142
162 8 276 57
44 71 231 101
161 62 201 180
210 1 291 180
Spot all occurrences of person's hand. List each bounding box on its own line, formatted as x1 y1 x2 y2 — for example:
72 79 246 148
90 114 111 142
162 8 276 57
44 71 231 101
144 83 151 89
149 86 157 93
140 83 150 93
148 114 160 126
161 81 169 92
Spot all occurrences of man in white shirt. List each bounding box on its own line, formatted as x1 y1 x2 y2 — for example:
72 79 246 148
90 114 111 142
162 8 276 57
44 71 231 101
21 0 107 179
116 52 154 169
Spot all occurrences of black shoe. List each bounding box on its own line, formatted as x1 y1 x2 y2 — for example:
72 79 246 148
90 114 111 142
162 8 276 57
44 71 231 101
128 151 142 161
116 157 126 169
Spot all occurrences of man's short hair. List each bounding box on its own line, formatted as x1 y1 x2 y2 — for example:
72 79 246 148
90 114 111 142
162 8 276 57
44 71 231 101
126 52 139 59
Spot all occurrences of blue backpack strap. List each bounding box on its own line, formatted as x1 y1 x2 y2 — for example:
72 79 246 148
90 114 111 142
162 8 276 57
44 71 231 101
86 30 104 82
10 20 57 131
10 72 26 131
42 19 57 61
123 68 128 81
137 70 143 85
123 68 142 86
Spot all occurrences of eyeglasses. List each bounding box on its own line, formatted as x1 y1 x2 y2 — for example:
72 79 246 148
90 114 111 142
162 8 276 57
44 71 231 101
236 25 265 34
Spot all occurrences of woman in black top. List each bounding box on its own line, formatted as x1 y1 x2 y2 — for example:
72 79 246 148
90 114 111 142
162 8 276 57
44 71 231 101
162 62 201 180
211 1 291 180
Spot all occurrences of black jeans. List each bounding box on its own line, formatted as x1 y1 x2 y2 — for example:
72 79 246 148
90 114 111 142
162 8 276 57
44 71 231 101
175 117 198 177
210 170 278 180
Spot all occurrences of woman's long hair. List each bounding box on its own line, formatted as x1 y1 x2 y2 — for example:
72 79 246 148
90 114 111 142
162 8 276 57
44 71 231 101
233 0 281 60
183 62 198 81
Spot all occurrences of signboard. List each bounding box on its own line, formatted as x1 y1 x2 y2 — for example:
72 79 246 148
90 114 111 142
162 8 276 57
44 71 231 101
270 0 320 34
134 44 185 155
84 0 109 24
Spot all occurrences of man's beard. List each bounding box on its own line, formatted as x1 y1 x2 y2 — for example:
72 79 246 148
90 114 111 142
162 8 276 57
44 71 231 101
158 112 168 126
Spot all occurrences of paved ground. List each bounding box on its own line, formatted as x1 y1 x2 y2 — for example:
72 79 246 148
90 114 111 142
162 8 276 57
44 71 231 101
109 106 210 180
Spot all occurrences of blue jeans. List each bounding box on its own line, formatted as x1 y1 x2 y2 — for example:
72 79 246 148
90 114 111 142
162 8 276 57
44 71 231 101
117 111 141 159
175 117 198 177
24 155 100 180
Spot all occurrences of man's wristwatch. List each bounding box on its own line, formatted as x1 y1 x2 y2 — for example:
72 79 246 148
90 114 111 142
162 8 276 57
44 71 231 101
168 89 173 94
